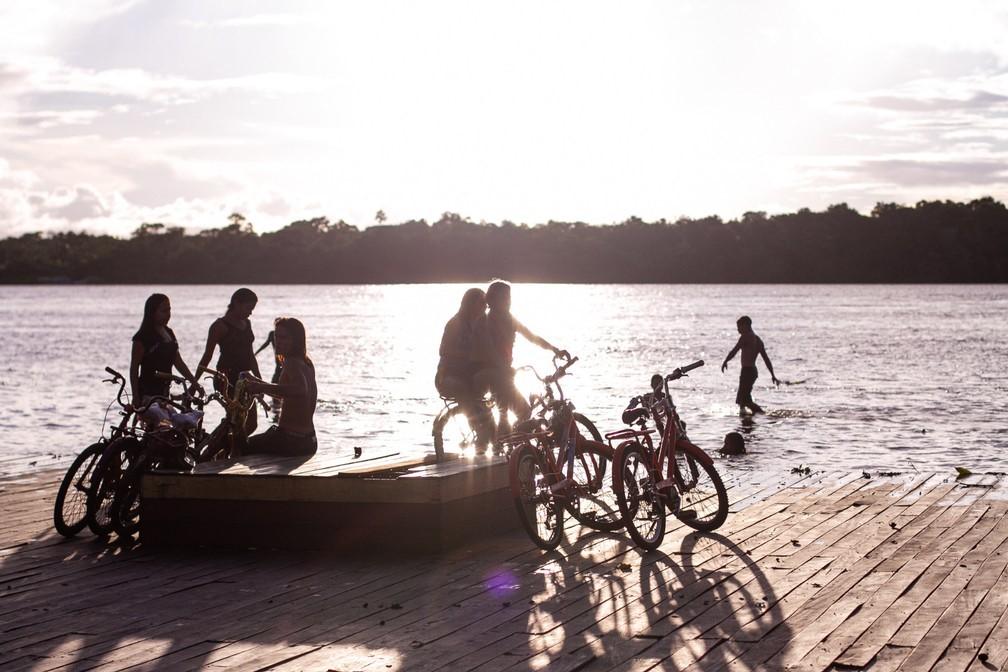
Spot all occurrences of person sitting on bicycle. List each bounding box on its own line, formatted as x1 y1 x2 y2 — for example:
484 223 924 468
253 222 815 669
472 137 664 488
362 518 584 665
129 293 202 417
241 317 318 457
195 287 262 434
480 280 568 426
435 287 495 449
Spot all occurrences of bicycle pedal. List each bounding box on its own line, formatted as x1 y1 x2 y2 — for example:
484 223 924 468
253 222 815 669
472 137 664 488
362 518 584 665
678 508 698 521
655 478 676 490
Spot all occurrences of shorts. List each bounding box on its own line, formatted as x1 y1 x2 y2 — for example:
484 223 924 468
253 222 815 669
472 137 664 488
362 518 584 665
245 425 317 457
736 366 758 405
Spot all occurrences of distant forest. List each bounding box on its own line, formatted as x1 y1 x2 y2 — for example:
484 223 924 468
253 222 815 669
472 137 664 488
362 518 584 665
1 198 1006 283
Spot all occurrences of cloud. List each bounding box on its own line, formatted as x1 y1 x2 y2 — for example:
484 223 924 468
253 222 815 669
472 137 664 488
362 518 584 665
220 13 306 27
35 186 111 220
850 158 1008 188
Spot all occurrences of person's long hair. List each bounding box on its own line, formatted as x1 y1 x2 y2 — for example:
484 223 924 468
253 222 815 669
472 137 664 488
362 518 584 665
458 287 486 317
133 293 169 342
275 317 310 365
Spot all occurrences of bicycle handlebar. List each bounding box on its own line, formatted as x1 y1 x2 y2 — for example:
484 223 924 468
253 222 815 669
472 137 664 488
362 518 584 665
667 359 705 381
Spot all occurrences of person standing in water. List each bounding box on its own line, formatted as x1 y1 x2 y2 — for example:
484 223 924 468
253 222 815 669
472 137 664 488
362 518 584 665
196 288 262 434
254 329 282 385
242 317 318 457
721 315 779 415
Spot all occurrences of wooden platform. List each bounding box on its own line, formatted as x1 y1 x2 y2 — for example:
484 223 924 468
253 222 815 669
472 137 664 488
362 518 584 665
141 451 516 552
3 468 1008 671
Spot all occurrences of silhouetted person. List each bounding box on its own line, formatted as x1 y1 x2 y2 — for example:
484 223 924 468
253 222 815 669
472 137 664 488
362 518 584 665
129 293 202 409
254 329 282 385
480 280 568 425
721 315 779 415
242 317 318 457
436 288 495 449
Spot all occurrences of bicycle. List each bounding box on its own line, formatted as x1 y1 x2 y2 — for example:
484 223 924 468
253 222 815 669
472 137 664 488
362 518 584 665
611 360 729 552
109 375 207 537
504 354 621 550
53 367 140 538
85 370 201 536
195 368 263 461
432 389 507 460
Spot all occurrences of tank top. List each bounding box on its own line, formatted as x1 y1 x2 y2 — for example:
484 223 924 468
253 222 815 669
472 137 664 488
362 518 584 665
134 327 179 398
215 318 256 378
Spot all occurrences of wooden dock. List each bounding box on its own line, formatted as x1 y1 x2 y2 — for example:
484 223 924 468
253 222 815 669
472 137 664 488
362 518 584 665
3 467 1008 671
141 452 517 551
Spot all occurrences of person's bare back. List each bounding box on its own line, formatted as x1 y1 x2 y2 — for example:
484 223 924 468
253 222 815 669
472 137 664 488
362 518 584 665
721 315 779 414
276 357 316 435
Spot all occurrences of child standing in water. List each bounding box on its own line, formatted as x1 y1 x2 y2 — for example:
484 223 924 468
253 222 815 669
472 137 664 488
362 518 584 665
721 315 779 415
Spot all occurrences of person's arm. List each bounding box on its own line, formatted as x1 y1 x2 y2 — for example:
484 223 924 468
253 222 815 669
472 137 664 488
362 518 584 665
129 339 144 406
514 318 566 357
244 360 306 399
721 338 742 373
254 331 274 357
759 340 780 385
195 321 224 379
174 351 203 396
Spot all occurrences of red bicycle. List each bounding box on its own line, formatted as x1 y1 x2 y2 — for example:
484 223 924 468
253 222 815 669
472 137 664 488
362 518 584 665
611 360 728 551
504 354 622 550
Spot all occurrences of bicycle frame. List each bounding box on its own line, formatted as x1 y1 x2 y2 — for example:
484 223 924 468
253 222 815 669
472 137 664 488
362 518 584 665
609 371 713 505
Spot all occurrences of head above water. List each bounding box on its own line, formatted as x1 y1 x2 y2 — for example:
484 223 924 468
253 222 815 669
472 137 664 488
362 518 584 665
274 317 309 363
736 315 753 333
228 287 258 318
458 287 487 320
486 280 511 311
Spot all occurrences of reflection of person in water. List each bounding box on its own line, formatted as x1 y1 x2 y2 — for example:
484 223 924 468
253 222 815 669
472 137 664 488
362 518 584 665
721 315 779 415
435 288 495 449
242 318 318 457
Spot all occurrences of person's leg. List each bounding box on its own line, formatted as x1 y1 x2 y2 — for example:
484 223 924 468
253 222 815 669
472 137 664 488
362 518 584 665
737 367 760 414
245 425 280 454
438 373 494 447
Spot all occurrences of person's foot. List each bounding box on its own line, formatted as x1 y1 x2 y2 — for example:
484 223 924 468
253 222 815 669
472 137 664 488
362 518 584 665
751 405 765 415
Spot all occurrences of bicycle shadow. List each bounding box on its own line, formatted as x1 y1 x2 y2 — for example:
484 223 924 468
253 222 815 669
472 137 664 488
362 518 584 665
630 530 793 670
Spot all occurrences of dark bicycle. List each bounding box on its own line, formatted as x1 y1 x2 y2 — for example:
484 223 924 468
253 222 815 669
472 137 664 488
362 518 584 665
53 367 141 538
503 354 622 550
108 373 207 537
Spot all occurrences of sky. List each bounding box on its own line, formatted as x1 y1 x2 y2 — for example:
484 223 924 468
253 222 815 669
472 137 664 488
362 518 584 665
1 0 1007 237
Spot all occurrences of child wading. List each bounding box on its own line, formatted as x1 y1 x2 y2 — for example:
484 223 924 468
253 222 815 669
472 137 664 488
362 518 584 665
721 315 779 415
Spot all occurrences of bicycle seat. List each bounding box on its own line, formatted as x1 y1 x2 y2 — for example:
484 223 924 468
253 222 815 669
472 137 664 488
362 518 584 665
622 407 649 425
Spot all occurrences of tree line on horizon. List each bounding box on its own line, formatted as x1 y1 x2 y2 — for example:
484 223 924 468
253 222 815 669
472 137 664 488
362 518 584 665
1 198 1006 283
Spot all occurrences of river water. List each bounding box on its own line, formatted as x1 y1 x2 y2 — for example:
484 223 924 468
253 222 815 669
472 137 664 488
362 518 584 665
1 284 1005 478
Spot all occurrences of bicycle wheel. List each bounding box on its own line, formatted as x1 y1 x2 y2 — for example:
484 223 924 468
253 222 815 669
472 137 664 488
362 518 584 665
672 443 729 532
87 436 140 536
564 414 622 532
614 440 665 552
111 459 146 537
432 404 465 459
509 443 564 550
53 441 104 537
